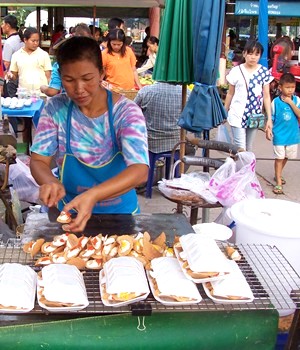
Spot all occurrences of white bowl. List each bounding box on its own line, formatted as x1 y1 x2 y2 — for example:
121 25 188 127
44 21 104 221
192 222 232 241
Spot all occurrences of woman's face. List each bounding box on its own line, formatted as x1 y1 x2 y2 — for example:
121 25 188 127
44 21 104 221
147 42 158 53
110 39 123 53
60 59 102 108
243 49 261 66
24 33 40 52
94 31 101 42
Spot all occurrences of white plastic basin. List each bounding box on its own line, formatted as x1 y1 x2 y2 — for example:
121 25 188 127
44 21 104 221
230 198 300 275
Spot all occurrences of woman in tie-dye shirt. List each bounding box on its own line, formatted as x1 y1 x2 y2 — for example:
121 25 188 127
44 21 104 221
30 36 149 232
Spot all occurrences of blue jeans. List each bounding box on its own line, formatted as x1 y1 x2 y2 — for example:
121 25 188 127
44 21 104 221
231 126 258 151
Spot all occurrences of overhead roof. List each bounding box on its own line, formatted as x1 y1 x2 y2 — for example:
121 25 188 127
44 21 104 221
0 0 165 7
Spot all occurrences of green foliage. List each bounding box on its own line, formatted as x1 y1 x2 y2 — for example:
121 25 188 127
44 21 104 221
97 18 108 34
8 7 34 26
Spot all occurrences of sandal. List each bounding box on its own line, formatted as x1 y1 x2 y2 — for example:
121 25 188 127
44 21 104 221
273 185 283 195
274 176 286 185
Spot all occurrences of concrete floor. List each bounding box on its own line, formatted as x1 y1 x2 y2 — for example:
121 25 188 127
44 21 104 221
138 128 300 225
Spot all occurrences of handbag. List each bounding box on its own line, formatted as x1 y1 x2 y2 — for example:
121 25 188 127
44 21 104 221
239 66 266 129
247 113 266 129
3 79 18 98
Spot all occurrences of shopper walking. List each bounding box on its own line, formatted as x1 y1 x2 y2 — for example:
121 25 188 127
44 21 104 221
224 40 273 151
266 73 300 194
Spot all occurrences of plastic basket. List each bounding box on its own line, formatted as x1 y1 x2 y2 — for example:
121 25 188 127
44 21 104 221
119 89 138 100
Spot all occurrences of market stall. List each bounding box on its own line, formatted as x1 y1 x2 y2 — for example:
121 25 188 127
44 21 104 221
1 99 45 155
0 213 299 349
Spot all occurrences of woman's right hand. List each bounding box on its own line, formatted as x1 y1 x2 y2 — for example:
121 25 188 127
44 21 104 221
39 181 66 208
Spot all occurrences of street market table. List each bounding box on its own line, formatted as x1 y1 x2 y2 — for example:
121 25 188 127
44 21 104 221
2 99 45 154
0 213 299 349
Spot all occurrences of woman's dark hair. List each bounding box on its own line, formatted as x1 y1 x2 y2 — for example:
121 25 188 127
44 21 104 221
89 26 101 35
23 27 39 40
279 72 296 85
107 29 126 57
243 39 264 56
125 36 132 46
54 24 64 33
240 39 264 64
57 36 103 72
147 36 159 45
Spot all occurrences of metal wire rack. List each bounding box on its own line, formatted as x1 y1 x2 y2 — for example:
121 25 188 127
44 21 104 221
238 244 300 313
0 239 299 316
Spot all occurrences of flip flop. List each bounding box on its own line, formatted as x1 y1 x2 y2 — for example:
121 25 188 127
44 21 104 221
273 185 283 195
274 176 286 185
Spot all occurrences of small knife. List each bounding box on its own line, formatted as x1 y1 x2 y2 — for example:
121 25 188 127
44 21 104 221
48 206 61 223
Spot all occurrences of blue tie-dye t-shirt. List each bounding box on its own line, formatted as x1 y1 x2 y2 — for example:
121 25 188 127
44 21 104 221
30 92 149 169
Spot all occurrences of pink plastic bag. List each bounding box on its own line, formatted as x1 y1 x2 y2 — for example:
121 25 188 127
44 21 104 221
208 152 264 207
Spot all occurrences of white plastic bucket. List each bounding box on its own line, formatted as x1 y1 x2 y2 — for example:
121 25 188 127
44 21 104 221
230 198 300 275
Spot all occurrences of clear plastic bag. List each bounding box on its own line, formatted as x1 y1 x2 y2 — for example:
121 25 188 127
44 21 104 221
158 171 218 204
158 182 205 205
216 123 232 143
0 218 16 243
8 158 40 203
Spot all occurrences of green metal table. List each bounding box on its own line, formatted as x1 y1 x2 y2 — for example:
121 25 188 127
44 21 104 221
0 213 299 349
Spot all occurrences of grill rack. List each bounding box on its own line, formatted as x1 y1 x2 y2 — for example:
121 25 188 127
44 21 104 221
0 239 299 316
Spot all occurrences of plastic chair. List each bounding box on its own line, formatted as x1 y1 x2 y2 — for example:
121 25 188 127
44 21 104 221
146 150 180 198
159 138 240 225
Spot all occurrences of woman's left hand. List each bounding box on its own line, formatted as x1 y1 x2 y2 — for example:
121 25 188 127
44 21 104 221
62 190 98 232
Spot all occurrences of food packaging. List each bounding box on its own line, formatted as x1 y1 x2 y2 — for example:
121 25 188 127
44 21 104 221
174 234 232 283
203 260 254 304
100 256 150 307
37 264 89 311
0 263 37 313
147 257 202 305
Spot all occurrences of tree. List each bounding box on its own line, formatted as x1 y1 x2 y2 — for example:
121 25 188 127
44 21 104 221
8 7 33 26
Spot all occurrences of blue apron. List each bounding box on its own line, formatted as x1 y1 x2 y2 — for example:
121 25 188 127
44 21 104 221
58 90 139 214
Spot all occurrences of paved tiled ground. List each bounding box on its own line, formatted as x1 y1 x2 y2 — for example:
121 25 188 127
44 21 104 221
138 128 300 224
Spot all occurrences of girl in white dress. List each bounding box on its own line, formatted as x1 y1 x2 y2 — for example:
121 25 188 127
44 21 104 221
224 40 273 151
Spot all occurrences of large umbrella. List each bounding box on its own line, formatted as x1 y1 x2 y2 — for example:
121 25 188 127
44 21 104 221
258 0 269 68
177 0 226 134
152 0 194 84
152 0 194 175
